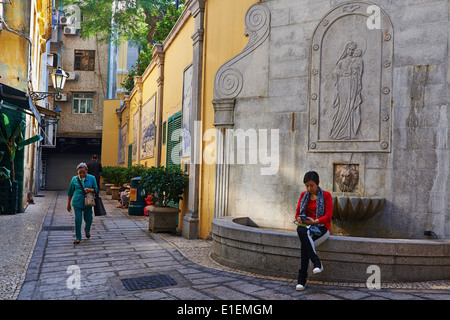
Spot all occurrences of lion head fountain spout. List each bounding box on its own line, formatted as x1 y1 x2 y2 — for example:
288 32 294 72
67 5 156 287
332 164 385 221
335 164 359 192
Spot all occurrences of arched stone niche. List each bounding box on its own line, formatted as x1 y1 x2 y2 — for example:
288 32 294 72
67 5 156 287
308 2 394 153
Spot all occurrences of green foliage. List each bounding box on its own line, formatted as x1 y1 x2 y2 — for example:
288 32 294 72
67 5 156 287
152 2 184 43
0 112 42 182
103 164 148 186
100 166 113 182
120 1 185 92
101 166 128 186
0 152 11 183
121 69 138 94
141 165 187 207
61 0 185 46
123 164 148 182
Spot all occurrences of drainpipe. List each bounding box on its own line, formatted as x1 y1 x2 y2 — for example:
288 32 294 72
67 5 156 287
106 0 118 99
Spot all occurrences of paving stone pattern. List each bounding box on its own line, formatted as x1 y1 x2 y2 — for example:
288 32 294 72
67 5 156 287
1 191 449 300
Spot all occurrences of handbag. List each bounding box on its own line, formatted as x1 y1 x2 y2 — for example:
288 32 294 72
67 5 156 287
94 196 107 216
77 177 96 207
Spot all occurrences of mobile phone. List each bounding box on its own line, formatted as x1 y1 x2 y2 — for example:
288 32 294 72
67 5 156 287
299 215 308 220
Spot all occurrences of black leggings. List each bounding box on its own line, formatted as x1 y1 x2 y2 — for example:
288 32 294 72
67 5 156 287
297 225 329 285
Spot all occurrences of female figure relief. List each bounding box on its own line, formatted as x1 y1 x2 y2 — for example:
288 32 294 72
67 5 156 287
329 42 363 140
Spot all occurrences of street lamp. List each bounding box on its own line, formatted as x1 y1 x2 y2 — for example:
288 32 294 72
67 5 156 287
51 67 68 99
30 66 68 101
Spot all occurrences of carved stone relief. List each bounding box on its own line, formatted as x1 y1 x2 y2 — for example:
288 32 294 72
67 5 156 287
308 2 393 152
334 164 360 192
213 3 270 101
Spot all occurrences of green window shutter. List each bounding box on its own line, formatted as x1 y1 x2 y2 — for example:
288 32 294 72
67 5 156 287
166 112 182 168
127 144 132 167
162 121 167 145
165 112 182 210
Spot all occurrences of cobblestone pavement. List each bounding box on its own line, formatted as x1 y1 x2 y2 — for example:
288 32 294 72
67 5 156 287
0 191 57 300
2 191 449 301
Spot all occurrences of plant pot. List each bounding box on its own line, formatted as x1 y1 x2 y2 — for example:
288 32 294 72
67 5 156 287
147 205 180 233
105 183 114 195
0 181 18 214
110 186 121 200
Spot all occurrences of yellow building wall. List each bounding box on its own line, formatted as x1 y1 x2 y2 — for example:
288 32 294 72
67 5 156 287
198 0 259 238
0 32 29 90
0 0 51 209
117 41 129 92
101 0 258 238
101 100 121 166
0 0 51 91
160 16 195 168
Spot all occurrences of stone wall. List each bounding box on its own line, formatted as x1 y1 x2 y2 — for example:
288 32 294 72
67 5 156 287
213 0 449 239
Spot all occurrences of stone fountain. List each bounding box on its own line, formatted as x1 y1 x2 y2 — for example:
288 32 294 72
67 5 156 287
211 1 450 283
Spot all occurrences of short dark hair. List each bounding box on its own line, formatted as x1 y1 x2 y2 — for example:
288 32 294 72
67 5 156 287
303 171 320 185
92 154 98 160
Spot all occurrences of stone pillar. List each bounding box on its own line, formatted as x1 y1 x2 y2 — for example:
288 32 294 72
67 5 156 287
152 44 165 167
133 76 143 164
182 0 205 239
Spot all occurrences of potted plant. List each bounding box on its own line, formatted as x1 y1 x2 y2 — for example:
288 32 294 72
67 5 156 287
101 166 114 195
108 166 128 200
0 112 42 214
123 164 147 182
141 165 188 233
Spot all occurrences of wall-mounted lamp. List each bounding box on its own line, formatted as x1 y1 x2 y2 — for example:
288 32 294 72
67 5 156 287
30 66 68 101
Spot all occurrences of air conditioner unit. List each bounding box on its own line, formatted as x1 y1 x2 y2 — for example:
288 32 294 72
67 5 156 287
66 72 78 81
63 26 78 35
55 93 69 102
59 15 74 25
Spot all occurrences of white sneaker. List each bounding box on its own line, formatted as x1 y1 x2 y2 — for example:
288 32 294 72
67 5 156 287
313 264 324 274
296 284 306 291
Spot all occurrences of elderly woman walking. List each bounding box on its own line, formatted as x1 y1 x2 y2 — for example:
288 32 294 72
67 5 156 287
67 163 98 245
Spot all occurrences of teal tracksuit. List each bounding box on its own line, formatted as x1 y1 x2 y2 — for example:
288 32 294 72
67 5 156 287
67 174 98 240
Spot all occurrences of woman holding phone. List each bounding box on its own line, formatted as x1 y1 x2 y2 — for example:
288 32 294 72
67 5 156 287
295 171 333 290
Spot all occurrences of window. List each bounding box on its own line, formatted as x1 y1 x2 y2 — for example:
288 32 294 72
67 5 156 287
74 50 95 71
73 93 94 114
166 111 182 167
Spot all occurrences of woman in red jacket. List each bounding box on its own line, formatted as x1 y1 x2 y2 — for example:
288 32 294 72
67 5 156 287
295 171 333 290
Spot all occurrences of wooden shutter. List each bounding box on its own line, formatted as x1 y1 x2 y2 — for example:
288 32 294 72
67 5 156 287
166 112 182 168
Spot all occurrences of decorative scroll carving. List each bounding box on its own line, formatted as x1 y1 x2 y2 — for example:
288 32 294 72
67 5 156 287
308 2 393 153
213 3 270 100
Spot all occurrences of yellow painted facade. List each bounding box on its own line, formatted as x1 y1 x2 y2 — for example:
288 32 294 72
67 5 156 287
103 0 258 238
198 0 259 238
100 100 120 167
160 15 194 168
0 0 51 91
0 0 52 210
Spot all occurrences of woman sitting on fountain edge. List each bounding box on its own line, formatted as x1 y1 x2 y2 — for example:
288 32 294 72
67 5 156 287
295 171 333 291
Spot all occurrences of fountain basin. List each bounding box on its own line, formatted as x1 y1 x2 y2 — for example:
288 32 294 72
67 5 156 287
332 196 385 221
211 216 450 282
